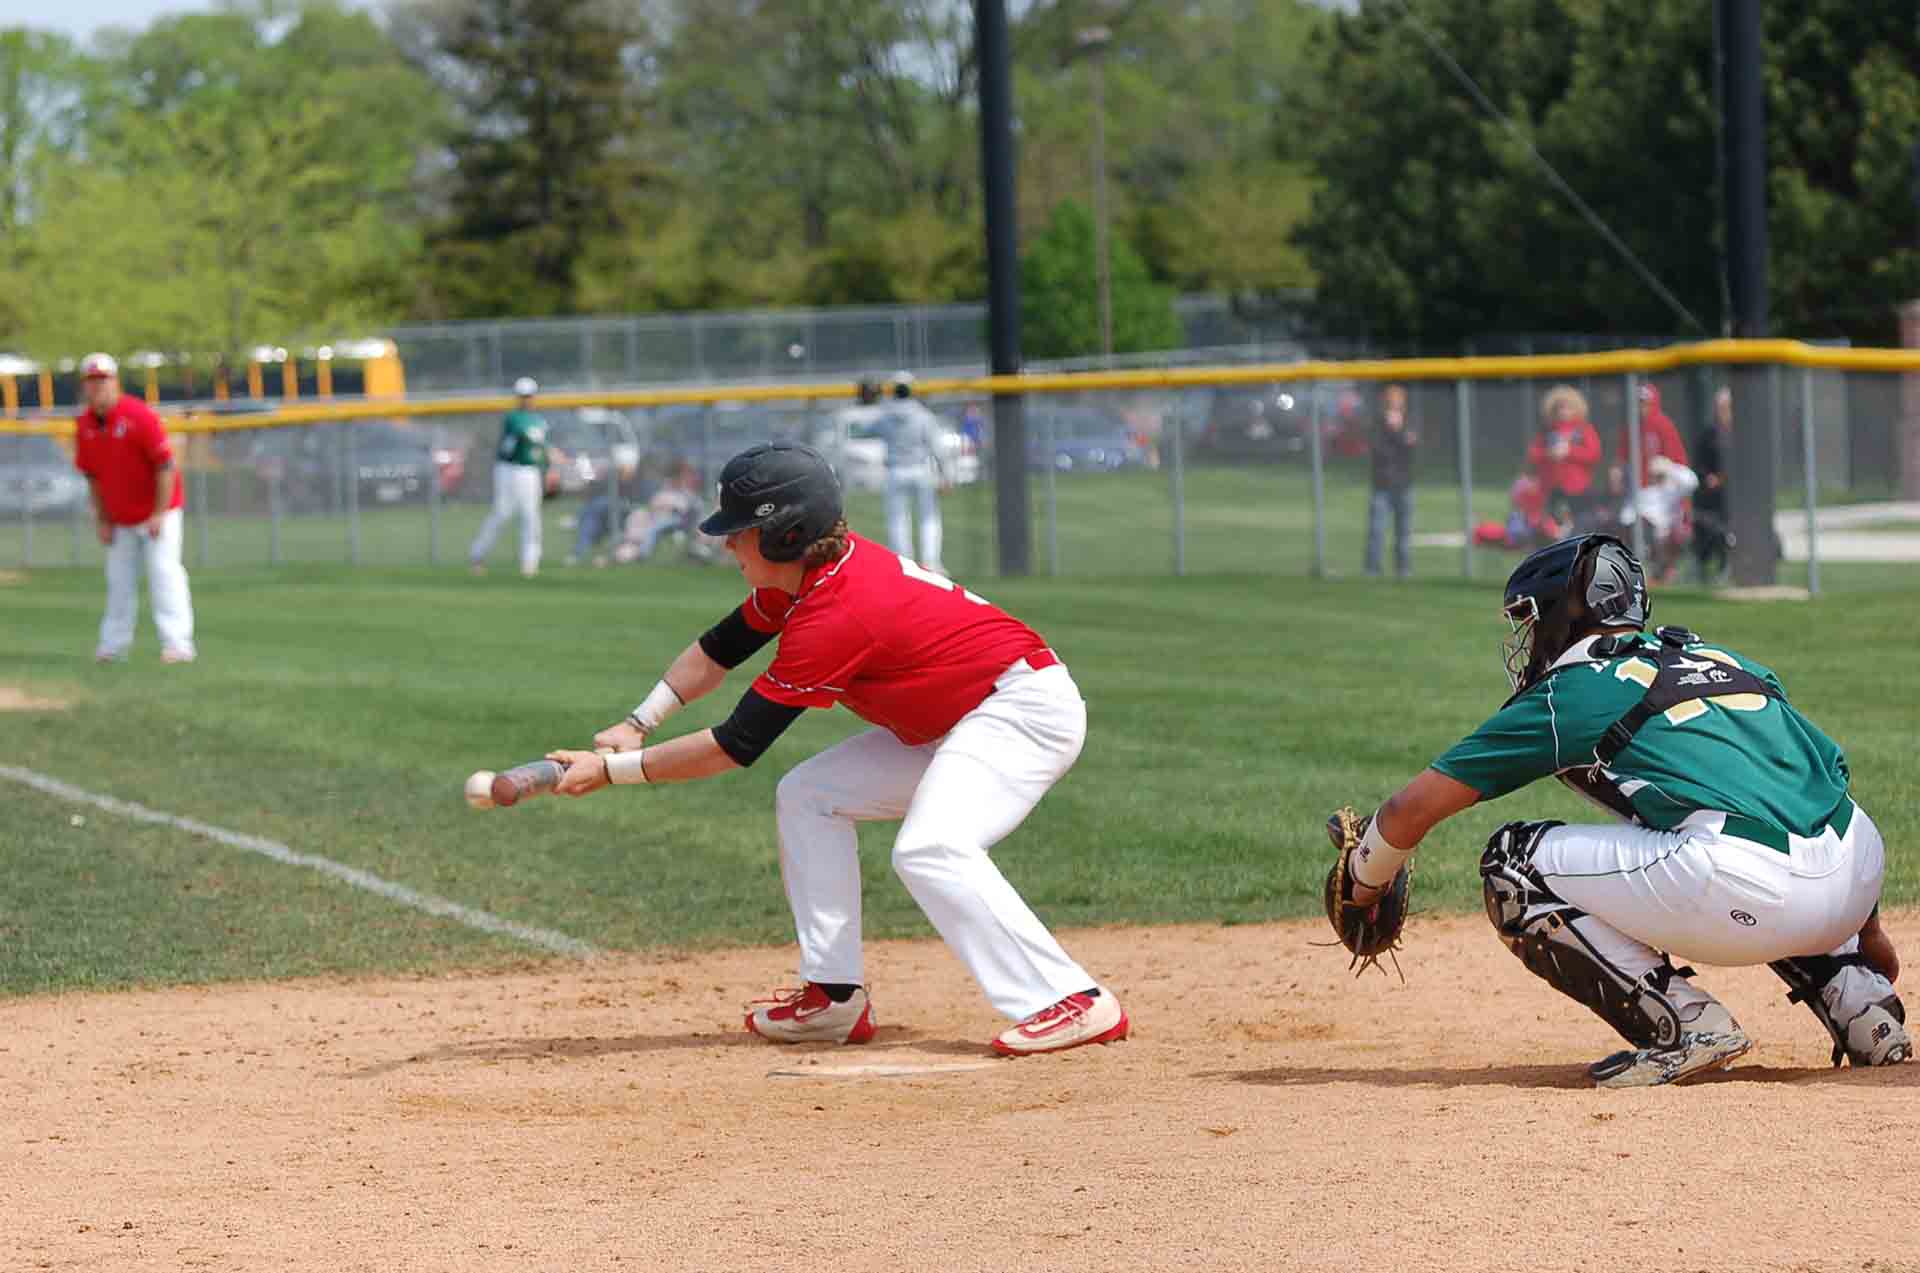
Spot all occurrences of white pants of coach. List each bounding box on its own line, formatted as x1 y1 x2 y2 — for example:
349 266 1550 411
774 658 1091 1020
469 462 544 573
1529 802 1890 1021
883 467 942 570
99 508 194 656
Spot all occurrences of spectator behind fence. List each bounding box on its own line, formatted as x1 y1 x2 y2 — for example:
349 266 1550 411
568 457 654 567
1528 384 1603 531
880 371 949 576
72 352 196 664
609 460 715 565
1363 383 1417 577
1692 386 1734 583
1611 382 1690 495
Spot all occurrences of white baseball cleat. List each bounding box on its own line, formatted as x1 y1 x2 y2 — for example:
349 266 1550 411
746 984 876 1044
992 987 1129 1057
1588 1028 1753 1088
160 646 195 664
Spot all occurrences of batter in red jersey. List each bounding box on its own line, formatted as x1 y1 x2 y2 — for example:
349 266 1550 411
70 352 196 664
547 442 1128 1056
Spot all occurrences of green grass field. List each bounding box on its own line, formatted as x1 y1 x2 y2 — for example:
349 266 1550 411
2 469 1916 997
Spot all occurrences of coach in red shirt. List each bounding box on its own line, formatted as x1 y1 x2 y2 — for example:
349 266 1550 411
71 353 196 663
546 442 1128 1057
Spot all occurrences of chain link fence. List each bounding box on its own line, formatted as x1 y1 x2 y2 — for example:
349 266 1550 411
4 353 1916 592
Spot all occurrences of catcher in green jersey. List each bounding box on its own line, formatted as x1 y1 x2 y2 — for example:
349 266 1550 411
1329 533 1907 1087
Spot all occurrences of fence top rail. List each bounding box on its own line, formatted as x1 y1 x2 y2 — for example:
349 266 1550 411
4 338 1917 436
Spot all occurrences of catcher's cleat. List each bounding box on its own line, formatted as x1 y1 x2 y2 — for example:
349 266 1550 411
991 988 1129 1056
1839 997 1910 1068
745 983 876 1044
1587 1027 1752 1088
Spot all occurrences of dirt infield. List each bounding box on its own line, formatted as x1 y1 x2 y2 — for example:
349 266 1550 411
7 912 1919 1273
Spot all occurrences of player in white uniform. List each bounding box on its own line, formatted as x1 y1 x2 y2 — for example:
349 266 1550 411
469 377 559 578
879 372 948 575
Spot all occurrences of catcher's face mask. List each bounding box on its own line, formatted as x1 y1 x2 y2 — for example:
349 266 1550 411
1501 595 1540 691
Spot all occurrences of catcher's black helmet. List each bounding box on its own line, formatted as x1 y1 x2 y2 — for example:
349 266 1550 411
1500 533 1649 690
698 442 843 562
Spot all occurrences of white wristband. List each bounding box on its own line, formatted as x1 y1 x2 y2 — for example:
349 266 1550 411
606 750 650 785
627 679 684 735
1350 812 1413 888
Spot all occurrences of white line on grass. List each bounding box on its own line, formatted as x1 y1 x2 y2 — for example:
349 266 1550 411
0 765 598 958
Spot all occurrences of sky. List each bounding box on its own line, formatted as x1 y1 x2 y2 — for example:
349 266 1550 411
13 0 371 45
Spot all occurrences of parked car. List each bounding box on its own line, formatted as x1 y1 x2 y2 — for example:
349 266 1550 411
248 420 467 513
1025 404 1148 473
543 406 644 495
0 434 87 519
809 406 981 491
647 403 808 479
1184 382 1361 463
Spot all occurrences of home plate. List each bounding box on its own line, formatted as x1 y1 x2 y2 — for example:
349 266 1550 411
767 1058 1000 1079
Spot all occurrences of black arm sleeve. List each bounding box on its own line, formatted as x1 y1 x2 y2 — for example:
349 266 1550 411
699 606 777 669
710 689 806 768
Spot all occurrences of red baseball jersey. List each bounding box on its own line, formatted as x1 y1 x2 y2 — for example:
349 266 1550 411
72 394 184 525
744 533 1053 744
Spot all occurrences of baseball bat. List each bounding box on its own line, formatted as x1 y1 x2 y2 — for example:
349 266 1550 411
489 759 564 808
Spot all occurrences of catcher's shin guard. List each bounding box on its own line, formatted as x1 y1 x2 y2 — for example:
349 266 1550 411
1480 821 1690 1049
1769 954 1912 1068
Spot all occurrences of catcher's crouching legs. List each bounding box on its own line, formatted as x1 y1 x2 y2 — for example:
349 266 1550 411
1480 820 1751 1087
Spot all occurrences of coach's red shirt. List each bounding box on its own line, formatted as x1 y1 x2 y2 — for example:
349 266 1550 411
743 533 1052 744
73 394 184 525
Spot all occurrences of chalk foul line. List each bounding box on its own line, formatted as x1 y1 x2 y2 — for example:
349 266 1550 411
0 765 596 958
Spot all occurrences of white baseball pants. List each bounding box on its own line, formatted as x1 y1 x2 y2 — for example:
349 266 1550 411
469 463 544 574
99 508 194 656
1528 802 1893 1022
774 658 1092 1020
883 468 943 570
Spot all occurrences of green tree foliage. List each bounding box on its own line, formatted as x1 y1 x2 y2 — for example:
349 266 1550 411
395 0 650 317
1020 197 1179 360
3 2 442 362
1296 0 1920 349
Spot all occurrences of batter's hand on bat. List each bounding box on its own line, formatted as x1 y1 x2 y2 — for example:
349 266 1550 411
593 720 647 752
547 749 611 797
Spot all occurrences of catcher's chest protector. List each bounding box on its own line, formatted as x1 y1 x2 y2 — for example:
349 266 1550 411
1583 627 1781 768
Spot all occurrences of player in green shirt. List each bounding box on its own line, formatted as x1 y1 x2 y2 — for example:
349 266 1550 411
469 377 566 578
1336 533 1905 1087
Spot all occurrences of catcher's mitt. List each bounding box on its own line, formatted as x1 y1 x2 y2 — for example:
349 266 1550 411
1323 806 1412 978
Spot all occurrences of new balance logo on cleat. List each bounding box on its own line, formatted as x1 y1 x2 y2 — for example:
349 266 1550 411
1588 1028 1753 1088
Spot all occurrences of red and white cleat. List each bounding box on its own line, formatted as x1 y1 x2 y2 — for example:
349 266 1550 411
746 983 877 1044
992 987 1129 1056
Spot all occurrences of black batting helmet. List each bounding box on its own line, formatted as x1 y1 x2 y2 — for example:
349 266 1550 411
1500 533 1649 691
698 442 843 562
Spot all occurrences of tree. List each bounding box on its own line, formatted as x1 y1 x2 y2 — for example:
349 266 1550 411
1293 0 1920 349
1021 198 1179 360
6 2 443 361
399 0 652 316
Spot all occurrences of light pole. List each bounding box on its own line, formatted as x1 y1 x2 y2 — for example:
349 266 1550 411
1073 25 1113 365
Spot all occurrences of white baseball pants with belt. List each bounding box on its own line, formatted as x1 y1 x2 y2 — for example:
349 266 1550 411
99 508 194 656
469 463 544 573
773 656 1092 1020
1528 800 1892 1023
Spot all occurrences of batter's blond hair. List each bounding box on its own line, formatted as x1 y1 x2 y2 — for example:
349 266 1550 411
803 519 851 568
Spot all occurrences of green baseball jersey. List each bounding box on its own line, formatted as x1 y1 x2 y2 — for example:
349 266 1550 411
1432 633 1849 837
495 409 549 468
